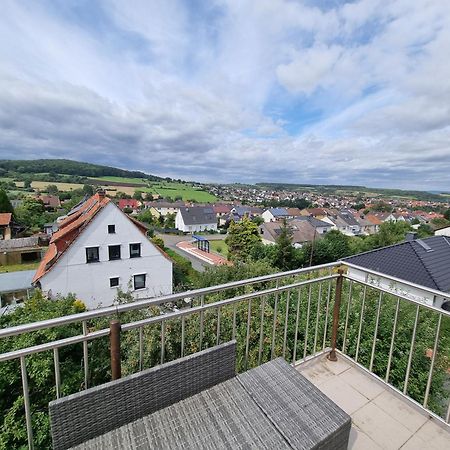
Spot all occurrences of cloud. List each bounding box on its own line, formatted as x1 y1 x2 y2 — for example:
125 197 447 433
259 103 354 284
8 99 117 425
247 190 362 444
0 0 449 191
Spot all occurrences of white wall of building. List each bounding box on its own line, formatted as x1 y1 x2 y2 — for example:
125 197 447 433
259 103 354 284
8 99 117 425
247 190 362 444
262 210 275 223
346 267 447 308
39 202 172 309
435 227 450 237
175 211 217 233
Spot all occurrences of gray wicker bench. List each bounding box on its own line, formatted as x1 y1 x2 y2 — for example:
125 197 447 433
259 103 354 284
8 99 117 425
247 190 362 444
49 341 237 450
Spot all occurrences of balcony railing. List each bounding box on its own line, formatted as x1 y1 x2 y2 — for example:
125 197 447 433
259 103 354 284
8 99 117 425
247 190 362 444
0 261 449 449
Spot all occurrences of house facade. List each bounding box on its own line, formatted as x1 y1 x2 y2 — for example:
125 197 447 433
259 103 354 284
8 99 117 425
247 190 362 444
0 213 12 240
33 193 172 309
175 207 217 233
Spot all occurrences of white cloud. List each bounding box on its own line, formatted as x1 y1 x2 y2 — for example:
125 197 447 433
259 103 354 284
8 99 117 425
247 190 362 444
0 0 449 190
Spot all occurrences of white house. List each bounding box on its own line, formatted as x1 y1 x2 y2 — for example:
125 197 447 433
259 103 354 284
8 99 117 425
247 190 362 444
435 226 450 237
261 208 290 223
33 192 173 309
175 206 217 233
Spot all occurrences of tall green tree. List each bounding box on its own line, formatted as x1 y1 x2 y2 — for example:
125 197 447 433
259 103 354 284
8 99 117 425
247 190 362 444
274 219 296 270
225 217 261 262
0 189 13 214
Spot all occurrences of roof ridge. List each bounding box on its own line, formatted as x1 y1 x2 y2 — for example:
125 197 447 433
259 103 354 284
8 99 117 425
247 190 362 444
409 239 440 290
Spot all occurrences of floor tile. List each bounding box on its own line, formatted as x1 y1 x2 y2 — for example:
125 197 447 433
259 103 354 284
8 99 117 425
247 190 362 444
322 355 351 375
352 402 413 449
339 367 385 400
413 419 450 449
317 376 369 415
348 425 382 449
297 361 336 386
373 391 428 433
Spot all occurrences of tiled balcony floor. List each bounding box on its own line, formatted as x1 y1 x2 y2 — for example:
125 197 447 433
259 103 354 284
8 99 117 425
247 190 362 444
296 353 450 449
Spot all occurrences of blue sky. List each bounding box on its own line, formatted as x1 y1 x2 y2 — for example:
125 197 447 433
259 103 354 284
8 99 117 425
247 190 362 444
0 0 449 190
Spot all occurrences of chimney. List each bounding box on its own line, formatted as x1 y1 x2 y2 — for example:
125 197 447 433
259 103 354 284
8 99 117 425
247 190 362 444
405 232 417 242
97 188 106 200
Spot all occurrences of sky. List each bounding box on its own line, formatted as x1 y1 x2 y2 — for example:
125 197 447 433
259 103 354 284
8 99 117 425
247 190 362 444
0 0 449 190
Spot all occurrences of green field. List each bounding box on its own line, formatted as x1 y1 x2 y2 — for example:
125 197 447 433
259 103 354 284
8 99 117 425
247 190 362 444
209 239 228 257
143 182 217 202
91 176 148 185
0 262 40 273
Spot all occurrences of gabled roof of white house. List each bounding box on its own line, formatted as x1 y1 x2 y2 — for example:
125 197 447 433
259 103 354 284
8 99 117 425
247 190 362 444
178 206 216 225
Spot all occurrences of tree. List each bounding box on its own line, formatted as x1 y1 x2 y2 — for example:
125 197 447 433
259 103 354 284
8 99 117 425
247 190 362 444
274 219 297 270
45 185 59 195
0 189 13 214
444 209 450 221
136 209 155 225
225 217 261 262
164 213 176 228
14 197 47 230
133 190 143 201
82 184 94 196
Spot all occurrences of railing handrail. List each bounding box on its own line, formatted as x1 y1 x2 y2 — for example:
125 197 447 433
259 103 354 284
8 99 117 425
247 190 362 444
341 261 450 301
0 262 340 339
0 274 338 363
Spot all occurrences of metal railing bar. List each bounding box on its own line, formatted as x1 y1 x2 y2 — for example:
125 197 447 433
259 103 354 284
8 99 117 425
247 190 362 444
343 274 450 317
53 348 61 399
355 285 367 363
244 299 252 369
139 327 144 371
199 295 204 350
313 282 322 353
423 314 441 409
258 296 266 366
369 292 383 372
282 291 290 359
232 303 237 341
303 284 312 360
82 321 89 390
322 276 332 350
271 292 279 359
0 262 340 339
160 321 165 364
292 288 302 364
385 298 400 383
0 329 109 363
181 316 185 358
403 304 420 395
342 280 353 353
20 356 34 450
216 307 221 346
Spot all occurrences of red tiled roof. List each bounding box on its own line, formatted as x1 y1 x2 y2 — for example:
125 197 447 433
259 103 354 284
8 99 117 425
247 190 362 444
0 212 12 226
33 193 110 283
213 204 232 214
118 199 140 210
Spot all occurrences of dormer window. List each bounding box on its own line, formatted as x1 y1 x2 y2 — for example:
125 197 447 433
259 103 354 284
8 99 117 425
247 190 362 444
108 224 115 234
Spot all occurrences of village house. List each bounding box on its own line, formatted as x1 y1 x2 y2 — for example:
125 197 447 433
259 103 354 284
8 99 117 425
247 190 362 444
175 206 217 233
259 219 325 247
33 192 173 309
36 194 61 211
0 212 12 240
0 236 45 266
342 234 450 310
144 200 185 219
117 198 141 214
261 207 290 223
213 204 232 226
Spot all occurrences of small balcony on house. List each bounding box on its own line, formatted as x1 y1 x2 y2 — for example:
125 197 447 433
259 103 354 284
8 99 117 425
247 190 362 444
1 262 449 449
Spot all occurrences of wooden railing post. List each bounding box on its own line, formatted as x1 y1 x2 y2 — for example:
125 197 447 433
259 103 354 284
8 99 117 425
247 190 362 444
110 320 122 380
328 268 344 362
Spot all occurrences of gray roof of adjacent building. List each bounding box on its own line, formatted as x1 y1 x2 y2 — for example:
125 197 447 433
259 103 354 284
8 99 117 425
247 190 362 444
342 236 450 292
179 206 216 225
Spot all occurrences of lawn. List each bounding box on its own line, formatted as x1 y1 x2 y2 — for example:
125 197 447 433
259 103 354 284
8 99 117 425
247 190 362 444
0 262 40 273
143 182 217 202
209 239 228 257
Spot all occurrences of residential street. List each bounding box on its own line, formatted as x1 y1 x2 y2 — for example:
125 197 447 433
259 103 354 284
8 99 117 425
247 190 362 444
157 233 227 272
